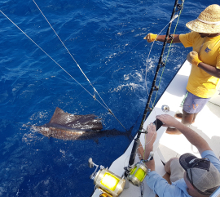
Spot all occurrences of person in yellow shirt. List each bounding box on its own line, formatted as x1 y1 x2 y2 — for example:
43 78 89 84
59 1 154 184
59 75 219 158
144 4 220 134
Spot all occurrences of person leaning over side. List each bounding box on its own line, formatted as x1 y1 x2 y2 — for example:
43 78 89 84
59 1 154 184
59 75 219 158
138 114 220 197
144 4 220 134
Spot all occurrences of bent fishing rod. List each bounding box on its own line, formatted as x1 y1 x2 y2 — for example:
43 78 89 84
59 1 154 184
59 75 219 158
125 0 184 173
87 1 185 196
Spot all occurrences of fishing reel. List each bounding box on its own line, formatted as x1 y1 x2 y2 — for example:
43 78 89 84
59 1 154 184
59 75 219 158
88 158 125 197
126 151 154 186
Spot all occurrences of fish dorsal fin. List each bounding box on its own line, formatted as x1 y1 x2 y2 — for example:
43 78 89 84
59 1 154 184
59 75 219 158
48 107 103 130
49 107 75 125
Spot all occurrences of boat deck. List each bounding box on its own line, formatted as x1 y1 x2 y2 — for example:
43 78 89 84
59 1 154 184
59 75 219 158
158 65 220 162
159 99 220 162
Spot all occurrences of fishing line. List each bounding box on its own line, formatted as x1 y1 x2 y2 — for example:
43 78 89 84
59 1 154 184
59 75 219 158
86 18 176 136
0 9 127 131
32 0 108 110
0 11 113 118
140 0 184 162
32 0 127 131
144 14 179 120
90 20 176 131
144 22 170 97
73 37 147 109
120 13 181 167
33 0 162 132
33 1 164 123
150 6 184 109
60 37 147 112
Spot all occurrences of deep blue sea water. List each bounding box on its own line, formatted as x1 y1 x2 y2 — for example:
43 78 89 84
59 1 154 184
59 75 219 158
0 0 217 196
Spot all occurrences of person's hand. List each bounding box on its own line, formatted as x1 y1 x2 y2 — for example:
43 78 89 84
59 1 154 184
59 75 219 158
187 51 202 66
145 123 157 145
156 114 180 128
144 33 158 43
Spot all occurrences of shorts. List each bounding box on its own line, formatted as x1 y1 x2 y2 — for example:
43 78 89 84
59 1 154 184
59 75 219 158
170 158 185 182
182 92 211 114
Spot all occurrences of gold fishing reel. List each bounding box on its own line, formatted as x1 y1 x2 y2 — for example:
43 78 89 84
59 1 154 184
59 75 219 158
89 158 125 197
127 162 148 186
127 151 154 186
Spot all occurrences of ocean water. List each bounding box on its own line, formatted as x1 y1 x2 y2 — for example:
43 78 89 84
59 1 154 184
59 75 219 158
0 0 216 196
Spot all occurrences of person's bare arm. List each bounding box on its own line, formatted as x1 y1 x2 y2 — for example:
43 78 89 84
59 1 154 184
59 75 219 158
157 114 212 154
198 62 220 78
137 123 157 171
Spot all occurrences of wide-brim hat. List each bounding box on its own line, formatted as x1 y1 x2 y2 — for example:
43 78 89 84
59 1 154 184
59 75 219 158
186 4 220 34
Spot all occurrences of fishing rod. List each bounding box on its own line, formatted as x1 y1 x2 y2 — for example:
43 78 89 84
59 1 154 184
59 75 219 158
126 0 184 171
88 1 185 197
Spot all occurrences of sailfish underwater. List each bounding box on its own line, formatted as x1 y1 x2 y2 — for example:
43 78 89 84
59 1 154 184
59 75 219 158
32 107 133 141
0 5 134 142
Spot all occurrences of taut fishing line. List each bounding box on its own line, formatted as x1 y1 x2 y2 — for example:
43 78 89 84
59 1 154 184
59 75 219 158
141 1 184 174
0 9 127 131
32 0 178 132
32 0 109 111
32 0 127 131
151 11 184 110
122 14 181 168
144 14 180 116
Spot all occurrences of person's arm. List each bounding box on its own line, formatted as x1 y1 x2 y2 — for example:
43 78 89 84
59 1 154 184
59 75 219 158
187 51 220 78
145 172 184 197
198 62 220 78
144 33 181 43
156 114 212 154
156 34 181 43
138 122 188 196
137 123 157 171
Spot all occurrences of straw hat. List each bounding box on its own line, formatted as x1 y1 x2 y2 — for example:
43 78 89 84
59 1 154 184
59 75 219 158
186 4 220 34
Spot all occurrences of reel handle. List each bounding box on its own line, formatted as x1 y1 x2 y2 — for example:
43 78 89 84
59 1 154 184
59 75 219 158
88 158 94 168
